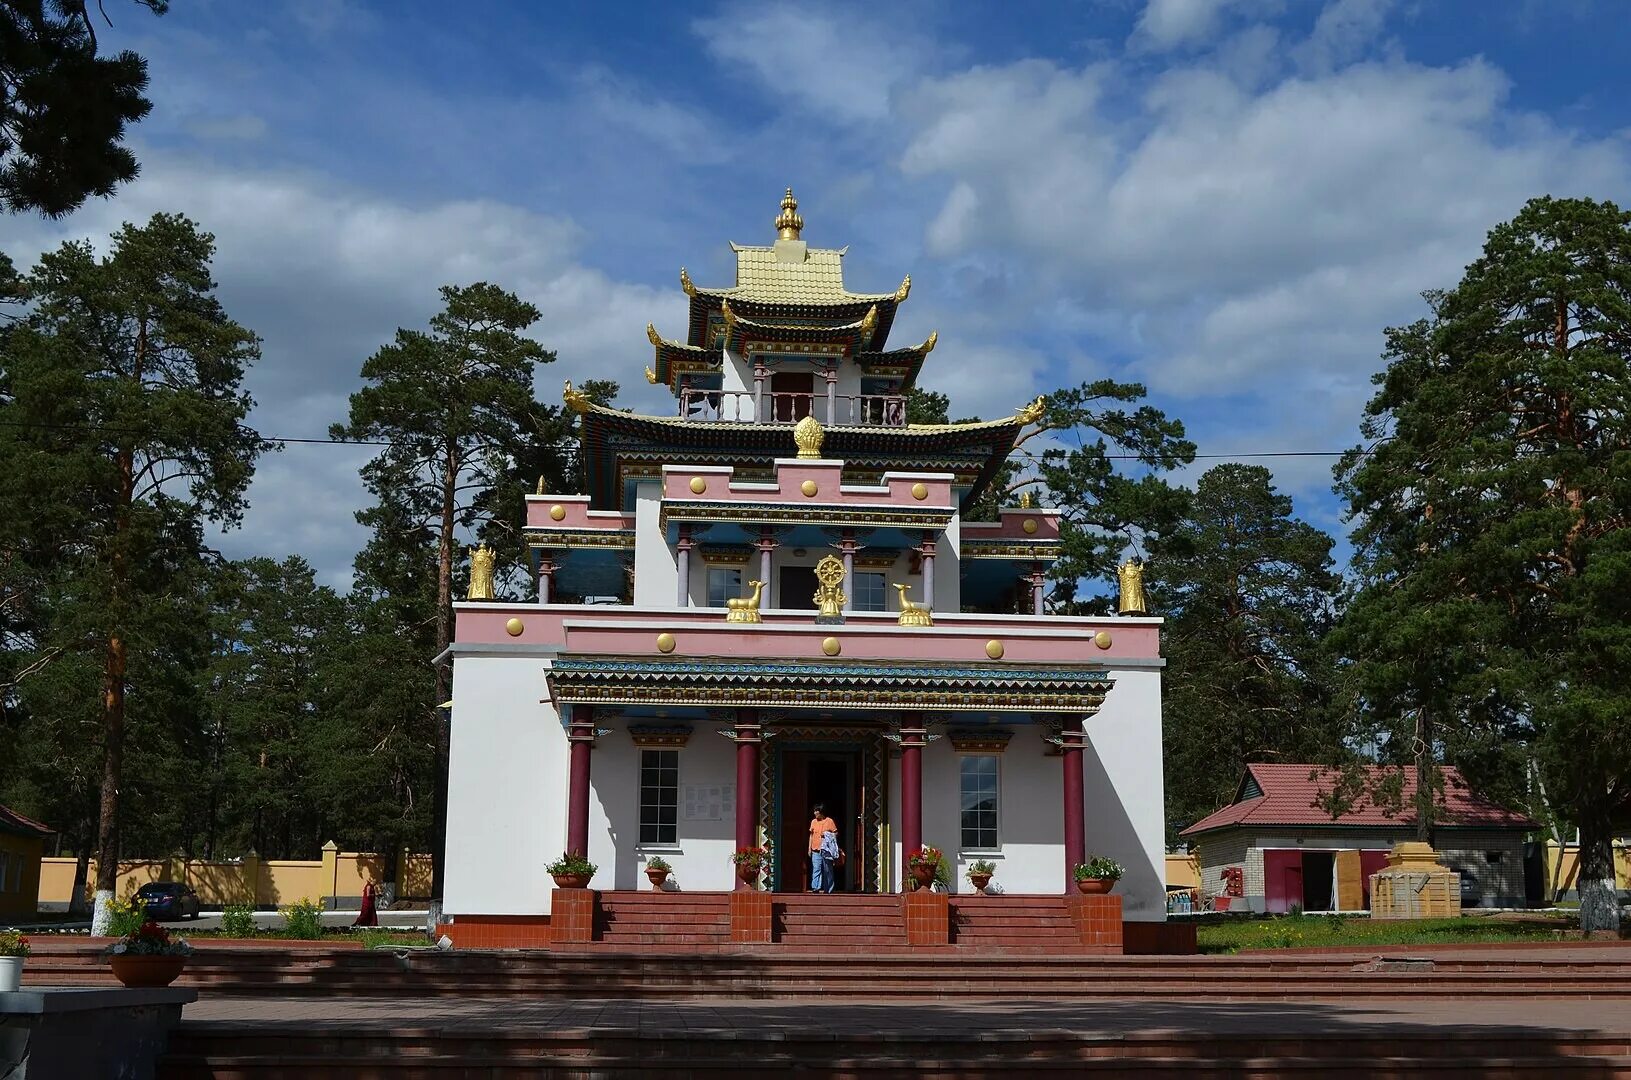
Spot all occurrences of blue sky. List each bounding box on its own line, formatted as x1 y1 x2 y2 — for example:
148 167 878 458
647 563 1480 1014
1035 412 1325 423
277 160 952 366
2 0 1628 586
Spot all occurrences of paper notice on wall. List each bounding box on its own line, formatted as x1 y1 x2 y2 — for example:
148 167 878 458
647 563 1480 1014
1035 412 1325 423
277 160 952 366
683 784 733 821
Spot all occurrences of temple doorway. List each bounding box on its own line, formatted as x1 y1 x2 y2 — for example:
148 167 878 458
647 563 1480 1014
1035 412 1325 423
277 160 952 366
775 747 864 892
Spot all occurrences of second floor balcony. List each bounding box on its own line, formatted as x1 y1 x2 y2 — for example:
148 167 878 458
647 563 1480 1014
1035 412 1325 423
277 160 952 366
679 388 908 427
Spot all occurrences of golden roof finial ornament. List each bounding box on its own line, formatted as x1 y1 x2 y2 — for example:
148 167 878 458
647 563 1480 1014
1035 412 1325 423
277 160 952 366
813 554 846 621
719 297 737 332
895 275 911 304
645 366 658 385
646 323 662 346
467 543 496 601
859 303 878 343
1118 557 1147 616
921 330 938 354
793 414 825 459
1019 490 1035 509
679 267 696 297
775 187 803 240
1016 395 1047 425
563 380 591 415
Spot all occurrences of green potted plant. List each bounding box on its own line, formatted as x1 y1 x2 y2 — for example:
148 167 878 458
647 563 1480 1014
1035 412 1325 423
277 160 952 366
1073 856 1124 895
106 921 193 988
731 845 769 888
966 859 997 894
644 855 672 890
908 845 944 890
0 930 29 991
546 851 597 889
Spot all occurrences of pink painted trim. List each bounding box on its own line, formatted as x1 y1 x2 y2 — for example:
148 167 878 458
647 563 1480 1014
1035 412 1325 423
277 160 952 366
660 462 954 509
524 496 634 530
961 509 1063 542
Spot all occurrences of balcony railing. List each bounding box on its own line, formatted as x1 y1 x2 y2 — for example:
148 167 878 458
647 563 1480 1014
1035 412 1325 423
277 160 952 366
678 389 907 427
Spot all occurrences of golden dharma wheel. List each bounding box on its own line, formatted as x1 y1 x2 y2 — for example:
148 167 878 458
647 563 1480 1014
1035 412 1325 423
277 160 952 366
656 632 676 653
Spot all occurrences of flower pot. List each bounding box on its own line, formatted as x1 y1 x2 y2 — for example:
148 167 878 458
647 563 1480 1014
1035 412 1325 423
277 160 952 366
910 864 936 890
0 956 22 992
552 873 590 890
969 873 992 893
646 868 670 890
110 954 186 988
1076 877 1114 895
737 865 761 889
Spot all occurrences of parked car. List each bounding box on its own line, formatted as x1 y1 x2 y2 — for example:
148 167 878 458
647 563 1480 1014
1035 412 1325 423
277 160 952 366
136 881 202 921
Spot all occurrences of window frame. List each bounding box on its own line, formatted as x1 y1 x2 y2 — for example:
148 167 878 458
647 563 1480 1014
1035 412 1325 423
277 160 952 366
853 571 887 613
638 748 680 847
958 753 1001 853
705 565 743 608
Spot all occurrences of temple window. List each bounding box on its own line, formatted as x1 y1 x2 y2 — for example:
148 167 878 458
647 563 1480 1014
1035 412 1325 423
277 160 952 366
959 754 1000 851
706 566 742 608
853 572 887 613
638 749 679 845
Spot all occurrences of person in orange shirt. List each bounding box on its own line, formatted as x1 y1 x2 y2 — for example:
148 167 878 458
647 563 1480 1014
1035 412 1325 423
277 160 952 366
809 804 839 893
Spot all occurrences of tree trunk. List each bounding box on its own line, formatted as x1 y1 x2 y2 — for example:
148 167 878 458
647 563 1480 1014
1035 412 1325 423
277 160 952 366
429 444 457 904
1413 711 1437 848
1577 799 1622 933
68 839 91 918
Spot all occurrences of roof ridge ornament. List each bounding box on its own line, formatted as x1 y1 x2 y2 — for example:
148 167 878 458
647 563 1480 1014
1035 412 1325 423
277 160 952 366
719 297 737 332
679 267 696 297
775 187 803 240
563 380 592 415
860 303 878 344
793 414 825 459
1016 395 1046 425
922 329 938 354
895 275 911 303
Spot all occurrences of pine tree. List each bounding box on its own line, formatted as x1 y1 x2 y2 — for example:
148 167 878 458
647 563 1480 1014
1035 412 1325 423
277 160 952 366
1152 464 1342 838
1336 196 1631 930
0 212 268 929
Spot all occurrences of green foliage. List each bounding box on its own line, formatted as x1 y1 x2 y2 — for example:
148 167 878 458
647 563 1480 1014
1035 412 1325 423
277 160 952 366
1334 195 1631 930
547 852 598 877
219 904 256 938
0 1 167 217
104 895 144 938
1197 913 1569 955
0 930 29 957
644 855 671 872
1074 857 1124 881
966 859 996 877
281 897 323 940
1152 464 1342 839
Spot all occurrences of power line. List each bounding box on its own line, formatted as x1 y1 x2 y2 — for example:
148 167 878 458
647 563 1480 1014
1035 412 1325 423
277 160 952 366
0 418 1368 458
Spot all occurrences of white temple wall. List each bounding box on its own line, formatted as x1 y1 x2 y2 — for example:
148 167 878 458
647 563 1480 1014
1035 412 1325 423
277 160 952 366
1082 665 1167 921
721 347 751 396
938 515 961 613
444 654 565 916
585 732 740 893
632 481 674 607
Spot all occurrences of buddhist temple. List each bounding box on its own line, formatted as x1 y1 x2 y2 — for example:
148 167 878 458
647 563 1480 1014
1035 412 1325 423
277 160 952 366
440 191 1168 949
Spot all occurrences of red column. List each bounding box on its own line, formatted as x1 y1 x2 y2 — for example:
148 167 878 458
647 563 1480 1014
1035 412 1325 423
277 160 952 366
899 714 926 889
1061 724 1087 890
566 705 595 857
733 709 761 889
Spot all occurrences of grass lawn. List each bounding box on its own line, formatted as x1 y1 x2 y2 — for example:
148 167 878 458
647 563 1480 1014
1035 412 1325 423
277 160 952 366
1197 912 1579 954
180 927 427 949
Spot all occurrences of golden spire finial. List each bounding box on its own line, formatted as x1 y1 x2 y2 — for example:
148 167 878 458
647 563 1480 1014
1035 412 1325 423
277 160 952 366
563 380 591 415
679 267 696 297
719 297 737 332
895 275 911 303
1016 395 1046 425
645 366 659 385
647 323 662 346
775 187 804 240
921 330 938 354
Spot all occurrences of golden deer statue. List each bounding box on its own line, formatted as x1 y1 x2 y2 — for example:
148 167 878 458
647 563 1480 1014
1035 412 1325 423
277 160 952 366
725 579 765 623
893 583 933 627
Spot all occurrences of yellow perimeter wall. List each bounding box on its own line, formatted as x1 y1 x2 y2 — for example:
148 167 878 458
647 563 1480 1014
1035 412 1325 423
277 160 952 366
1165 852 1200 889
38 843 432 908
1544 840 1631 896
0 832 46 919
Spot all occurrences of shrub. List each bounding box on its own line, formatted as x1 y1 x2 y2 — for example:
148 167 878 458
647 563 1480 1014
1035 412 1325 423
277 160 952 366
0 930 30 957
966 859 997 877
644 856 671 872
220 904 257 938
106 921 191 957
282 897 324 940
106 896 146 939
1073 856 1125 882
729 846 768 871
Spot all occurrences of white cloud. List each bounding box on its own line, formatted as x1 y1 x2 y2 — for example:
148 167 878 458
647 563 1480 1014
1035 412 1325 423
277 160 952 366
1292 0 1396 74
0 151 684 585
1131 0 1283 52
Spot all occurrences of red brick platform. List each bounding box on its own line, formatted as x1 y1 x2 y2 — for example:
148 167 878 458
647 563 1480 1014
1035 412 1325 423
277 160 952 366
155 994 1631 1078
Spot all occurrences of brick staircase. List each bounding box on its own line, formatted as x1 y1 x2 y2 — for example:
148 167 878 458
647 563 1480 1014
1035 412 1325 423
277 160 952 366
951 894 1078 950
24 941 1631 1000
591 891 730 947
774 892 906 947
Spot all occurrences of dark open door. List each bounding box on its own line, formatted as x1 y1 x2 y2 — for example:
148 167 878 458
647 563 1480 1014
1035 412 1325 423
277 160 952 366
770 371 814 422
779 566 819 611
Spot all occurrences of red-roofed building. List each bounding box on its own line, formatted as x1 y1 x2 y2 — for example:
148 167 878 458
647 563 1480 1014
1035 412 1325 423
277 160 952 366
1181 765 1537 913
0 803 54 919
